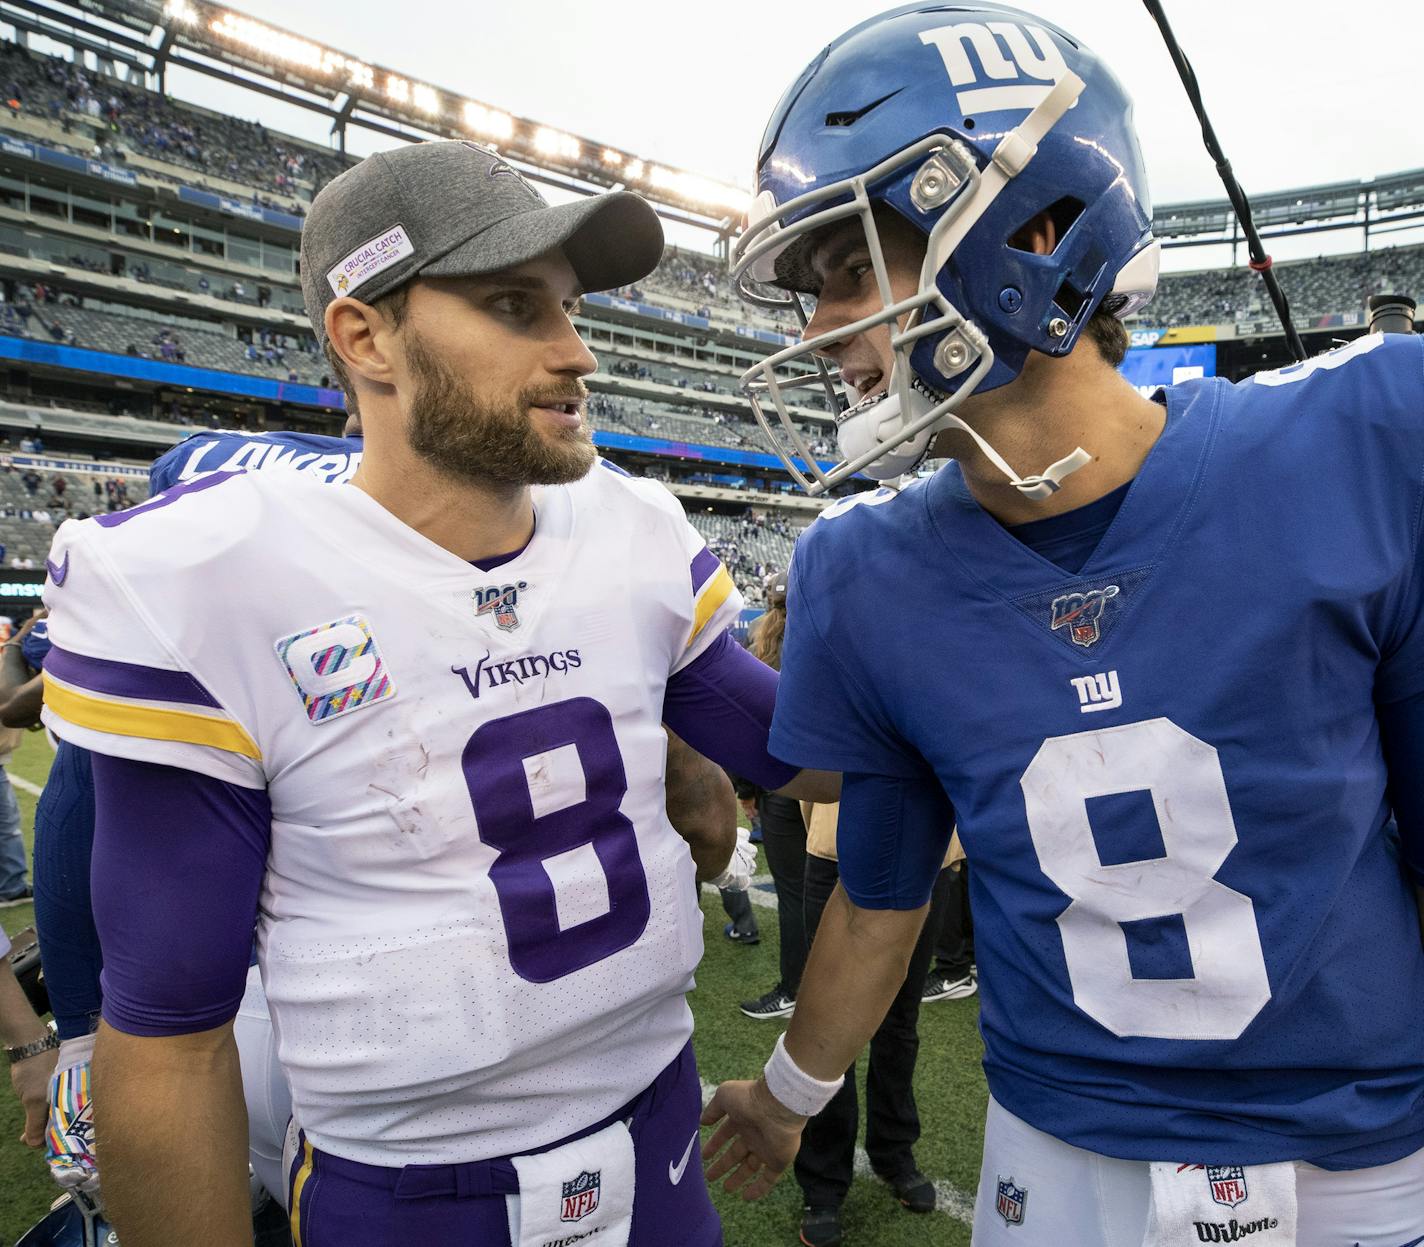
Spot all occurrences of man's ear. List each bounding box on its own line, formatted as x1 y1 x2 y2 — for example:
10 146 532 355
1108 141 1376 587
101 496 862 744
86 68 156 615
325 298 398 388
1007 210 1058 257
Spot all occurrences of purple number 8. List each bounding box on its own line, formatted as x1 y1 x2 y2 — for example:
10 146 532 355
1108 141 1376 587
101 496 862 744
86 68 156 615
462 697 651 983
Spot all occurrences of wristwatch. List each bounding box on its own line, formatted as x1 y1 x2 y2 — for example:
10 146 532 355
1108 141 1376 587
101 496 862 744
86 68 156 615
5 1031 58 1064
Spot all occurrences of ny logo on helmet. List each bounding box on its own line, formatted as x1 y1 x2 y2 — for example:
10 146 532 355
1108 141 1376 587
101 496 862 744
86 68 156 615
919 22 1069 114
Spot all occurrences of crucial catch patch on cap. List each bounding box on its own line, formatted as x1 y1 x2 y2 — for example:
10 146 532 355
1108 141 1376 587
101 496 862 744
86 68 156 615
326 224 415 298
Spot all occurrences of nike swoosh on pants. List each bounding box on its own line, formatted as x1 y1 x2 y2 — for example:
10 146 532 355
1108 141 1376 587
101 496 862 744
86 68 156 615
668 1131 698 1185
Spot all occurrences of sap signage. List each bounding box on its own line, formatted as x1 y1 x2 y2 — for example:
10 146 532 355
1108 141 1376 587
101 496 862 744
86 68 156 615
1119 343 1217 395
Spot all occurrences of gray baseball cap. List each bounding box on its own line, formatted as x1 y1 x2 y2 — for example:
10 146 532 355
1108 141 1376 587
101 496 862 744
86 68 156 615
300 140 664 343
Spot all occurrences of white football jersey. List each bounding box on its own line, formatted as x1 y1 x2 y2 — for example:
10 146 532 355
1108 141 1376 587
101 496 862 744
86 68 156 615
41 462 742 1165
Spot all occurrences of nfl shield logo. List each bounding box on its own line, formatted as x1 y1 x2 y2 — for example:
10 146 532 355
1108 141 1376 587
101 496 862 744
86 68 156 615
995 1176 1027 1226
1206 1165 1247 1209
560 1169 600 1222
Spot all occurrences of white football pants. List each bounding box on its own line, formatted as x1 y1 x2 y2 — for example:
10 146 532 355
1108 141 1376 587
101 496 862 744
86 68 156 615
233 962 293 1209
973 1097 1424 1247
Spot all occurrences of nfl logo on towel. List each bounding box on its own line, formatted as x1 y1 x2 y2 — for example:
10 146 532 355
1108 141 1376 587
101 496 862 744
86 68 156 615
996 1177 1027 1226
560 1170 600 1222
1207 1165 1248 1209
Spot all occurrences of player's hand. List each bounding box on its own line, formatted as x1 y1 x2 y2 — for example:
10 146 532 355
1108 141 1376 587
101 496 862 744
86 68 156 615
710 826 758 892
10 1042 57 1147
738 797 758 824
46 1034 101 1197
700 1075 807 1201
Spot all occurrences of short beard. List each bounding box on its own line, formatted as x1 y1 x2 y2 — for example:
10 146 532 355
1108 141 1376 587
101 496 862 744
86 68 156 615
403 332 596 488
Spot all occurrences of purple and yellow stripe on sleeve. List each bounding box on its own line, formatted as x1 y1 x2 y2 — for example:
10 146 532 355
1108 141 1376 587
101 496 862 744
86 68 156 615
688 544 736 647
42 645 261 760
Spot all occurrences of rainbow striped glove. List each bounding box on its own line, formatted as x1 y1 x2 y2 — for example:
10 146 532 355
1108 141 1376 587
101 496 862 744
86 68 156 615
45 1033 100 1199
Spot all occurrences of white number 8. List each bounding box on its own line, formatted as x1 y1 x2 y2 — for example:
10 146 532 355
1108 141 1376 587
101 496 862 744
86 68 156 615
1020 718 1271 1040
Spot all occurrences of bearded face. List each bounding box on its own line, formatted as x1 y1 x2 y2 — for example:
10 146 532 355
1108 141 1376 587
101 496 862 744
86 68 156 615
402 327 596 489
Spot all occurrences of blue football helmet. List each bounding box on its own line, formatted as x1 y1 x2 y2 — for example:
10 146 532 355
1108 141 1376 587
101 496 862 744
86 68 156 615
731 3 1159 495
16 1192 115 1247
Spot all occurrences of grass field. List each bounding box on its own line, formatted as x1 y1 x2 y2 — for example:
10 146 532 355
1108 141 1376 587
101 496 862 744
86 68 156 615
0 734 990 1246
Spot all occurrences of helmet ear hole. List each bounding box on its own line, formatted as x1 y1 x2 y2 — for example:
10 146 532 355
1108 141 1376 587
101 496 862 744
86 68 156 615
1010 197 1086 255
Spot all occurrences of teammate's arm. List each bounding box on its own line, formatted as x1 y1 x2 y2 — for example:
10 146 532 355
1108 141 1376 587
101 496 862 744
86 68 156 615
95 1020 249 1246
0 674 44 728
0 928 56 1147
701 769 952 1197
663 726 738 882
663 629 839 803
87 752 269 1247
0 611 44 727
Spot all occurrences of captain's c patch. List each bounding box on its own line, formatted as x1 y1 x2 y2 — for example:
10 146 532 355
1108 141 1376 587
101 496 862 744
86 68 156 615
275 615 395 723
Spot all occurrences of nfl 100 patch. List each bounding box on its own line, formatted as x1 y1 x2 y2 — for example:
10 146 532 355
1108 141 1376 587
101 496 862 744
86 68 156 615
275 614 395 723
473 579 529 632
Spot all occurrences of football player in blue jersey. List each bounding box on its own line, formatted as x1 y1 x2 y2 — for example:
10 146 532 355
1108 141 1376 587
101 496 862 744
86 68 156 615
701 6 1424 1245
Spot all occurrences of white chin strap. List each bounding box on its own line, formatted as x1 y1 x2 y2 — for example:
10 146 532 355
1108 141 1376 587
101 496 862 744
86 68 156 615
934 406 1092 500
842 379 1091 499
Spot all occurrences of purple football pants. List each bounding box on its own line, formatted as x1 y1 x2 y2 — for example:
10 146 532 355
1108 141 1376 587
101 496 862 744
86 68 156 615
286 1041 722 1247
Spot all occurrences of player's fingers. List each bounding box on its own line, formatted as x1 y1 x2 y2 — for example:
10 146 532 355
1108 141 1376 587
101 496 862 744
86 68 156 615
700 1119 741 1164
742 1163 787 1202
698 1094 726 1130
703 1136 747 1183
722 1156 762 1193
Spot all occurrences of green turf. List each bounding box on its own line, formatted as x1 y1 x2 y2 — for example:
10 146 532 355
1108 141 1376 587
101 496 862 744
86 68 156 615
693 873 986 1247
0 738 992 1245
1 731 60 1246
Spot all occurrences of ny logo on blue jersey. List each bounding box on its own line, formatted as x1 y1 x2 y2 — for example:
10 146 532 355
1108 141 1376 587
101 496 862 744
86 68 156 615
1050 584 1120 648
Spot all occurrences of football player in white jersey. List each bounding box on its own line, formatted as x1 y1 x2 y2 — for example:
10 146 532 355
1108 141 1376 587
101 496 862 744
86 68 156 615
40 140 832 1247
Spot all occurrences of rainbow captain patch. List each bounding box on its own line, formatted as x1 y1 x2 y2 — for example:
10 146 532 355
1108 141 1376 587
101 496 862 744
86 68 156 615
275 615 395 724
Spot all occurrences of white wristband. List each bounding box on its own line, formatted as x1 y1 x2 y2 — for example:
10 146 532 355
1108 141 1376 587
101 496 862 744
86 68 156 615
762 1032 844 1118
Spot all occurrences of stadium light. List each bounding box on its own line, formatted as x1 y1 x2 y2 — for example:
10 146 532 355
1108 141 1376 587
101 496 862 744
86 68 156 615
208 10 377 91
534 127 581 162
463 101 514 141
185 3 751 220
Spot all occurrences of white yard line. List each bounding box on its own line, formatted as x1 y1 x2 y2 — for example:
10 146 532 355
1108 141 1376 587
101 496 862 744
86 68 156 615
701 874 779 911
8 774 42 797
699 1079 975 1226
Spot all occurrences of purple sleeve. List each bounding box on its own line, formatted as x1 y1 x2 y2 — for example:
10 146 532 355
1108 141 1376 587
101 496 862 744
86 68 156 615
90 753 270 1036
663 629 800 792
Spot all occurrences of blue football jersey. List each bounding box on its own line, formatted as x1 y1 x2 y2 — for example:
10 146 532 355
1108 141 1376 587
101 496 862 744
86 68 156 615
149 431 362 494
772 332 1424 1168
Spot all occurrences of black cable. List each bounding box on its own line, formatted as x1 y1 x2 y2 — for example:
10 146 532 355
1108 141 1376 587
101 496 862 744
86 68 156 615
1142 0 1308 361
